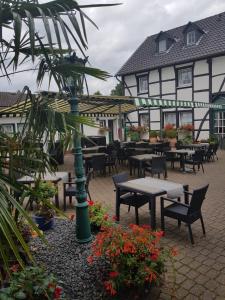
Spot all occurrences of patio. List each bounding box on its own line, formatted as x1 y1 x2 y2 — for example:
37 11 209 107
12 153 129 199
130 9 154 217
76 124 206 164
58 150 225 299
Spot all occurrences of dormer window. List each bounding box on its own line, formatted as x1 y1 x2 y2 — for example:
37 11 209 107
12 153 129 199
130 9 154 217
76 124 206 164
187 30 196 45
183 22 204 46
159 39 167 52
155 31 174 54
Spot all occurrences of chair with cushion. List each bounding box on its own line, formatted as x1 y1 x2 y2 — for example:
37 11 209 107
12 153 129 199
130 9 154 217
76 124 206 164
144 156 167 178
63 170 93 211
112 172 150 225
160 184 209 244
185 150 204 173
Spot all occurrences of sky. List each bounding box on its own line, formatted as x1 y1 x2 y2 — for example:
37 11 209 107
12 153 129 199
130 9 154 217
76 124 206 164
2 0 225 95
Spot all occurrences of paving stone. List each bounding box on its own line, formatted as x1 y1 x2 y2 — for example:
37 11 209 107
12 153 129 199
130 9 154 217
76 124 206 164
59 151 225 299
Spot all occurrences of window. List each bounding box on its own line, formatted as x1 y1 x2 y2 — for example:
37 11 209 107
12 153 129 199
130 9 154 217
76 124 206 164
140 114 149 127
164 112 176 127
0 124 15 135
138 76 148 94
158 39 167 52
177 67 192 87
187 31 196 45
180 111 192 126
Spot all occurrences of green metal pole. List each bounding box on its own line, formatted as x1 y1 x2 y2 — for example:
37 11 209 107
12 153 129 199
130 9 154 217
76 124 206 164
70 92 92 243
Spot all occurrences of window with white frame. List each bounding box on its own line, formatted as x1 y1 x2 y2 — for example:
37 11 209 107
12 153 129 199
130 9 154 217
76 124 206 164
187 31 196 45
158 39 167 53
164 112 176 127
179 111 192 125
177 67 192 87
138 76 148 94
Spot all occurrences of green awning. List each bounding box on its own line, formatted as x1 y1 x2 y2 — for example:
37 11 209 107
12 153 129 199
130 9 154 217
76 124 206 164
135 97 223 109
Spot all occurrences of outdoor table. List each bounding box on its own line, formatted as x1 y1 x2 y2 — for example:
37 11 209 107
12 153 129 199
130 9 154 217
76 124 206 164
82 146 106 154
128 154 161 177
83 153 108 174
116 177 188 229
17 171 69 208
166 149 195 172
182 143 209 150
127 147 154 155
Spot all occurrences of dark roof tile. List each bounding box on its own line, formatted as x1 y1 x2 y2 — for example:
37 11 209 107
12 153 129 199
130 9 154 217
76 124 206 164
117 12 225 76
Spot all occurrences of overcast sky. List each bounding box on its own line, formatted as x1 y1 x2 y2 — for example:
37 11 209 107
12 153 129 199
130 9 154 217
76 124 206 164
2 0 225 95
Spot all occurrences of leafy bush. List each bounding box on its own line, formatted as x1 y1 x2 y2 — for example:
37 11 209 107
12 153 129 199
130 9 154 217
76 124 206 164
0 266 63 300
88 224 177 297
149 130 158 138
88 200 112 228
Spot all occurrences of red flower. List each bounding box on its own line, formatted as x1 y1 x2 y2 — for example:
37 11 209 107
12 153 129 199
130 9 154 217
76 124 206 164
104 281 117 296
109 271 119 278
151 253 159 261
54 286 62 299
112 215 118 221
88 200 94 206
10 264 20 273
104 214 109 221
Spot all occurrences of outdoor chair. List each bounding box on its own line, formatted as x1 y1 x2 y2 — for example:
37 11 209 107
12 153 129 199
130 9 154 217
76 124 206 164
112 172 150 225
117 148 127 165
184 150 204 173
144 156 167 178
63 170 93 211
105 150 118 173
90 156 106 177
204 144 214 162
160 184 209 244
212 143 219 160
165 152 180 169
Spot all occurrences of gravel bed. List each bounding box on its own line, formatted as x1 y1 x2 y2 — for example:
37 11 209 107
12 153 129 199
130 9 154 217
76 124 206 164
30 218 109 300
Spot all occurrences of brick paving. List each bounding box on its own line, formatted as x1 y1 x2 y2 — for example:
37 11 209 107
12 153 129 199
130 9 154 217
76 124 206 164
58 151 225 299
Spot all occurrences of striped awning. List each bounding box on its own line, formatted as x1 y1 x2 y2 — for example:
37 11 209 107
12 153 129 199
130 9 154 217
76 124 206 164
0 94 135 117
135 97 223 109
0 93 223 118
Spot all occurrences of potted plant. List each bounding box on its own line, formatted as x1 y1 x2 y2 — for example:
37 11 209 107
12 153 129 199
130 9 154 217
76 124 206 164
26 181 57 231
88 224 177 299
0 266 63 299
88 200 112 233
149 130 158 143
164 124 177 147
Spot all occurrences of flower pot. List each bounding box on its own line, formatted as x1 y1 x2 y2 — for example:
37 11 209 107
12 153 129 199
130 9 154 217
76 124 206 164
33 215 54 231
149 137 157 143
168 137 177 148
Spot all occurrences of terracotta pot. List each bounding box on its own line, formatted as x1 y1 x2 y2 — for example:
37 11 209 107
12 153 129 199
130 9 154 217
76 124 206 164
168 138 177 148
149 137 157 143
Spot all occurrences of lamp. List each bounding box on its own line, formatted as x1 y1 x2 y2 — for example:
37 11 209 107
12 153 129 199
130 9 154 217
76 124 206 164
64 52 92 243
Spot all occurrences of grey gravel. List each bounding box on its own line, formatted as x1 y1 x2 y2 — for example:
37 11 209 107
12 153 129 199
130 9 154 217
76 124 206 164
30 219 109 300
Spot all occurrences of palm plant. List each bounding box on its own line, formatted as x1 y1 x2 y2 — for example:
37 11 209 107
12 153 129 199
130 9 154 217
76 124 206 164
0 0 119 284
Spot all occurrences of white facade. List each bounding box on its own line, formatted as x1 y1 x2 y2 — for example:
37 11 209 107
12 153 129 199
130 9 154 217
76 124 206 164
123 55 225 140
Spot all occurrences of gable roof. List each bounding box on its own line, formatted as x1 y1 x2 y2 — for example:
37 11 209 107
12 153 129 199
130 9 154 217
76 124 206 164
0 91 26 108
117 12 225 76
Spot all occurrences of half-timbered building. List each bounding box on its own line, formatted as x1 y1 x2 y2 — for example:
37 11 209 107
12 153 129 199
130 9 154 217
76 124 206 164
117 12 225 141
